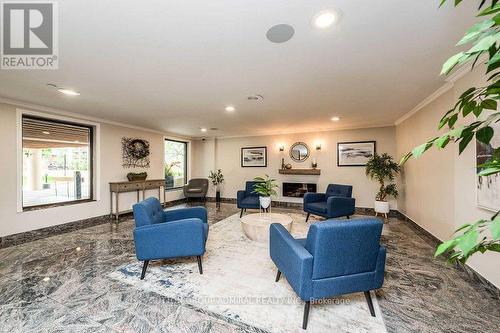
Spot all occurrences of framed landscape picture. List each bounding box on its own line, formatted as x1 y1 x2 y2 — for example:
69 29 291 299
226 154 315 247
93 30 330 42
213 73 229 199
476 121 500 211
241 147 267 167
337 141 376 167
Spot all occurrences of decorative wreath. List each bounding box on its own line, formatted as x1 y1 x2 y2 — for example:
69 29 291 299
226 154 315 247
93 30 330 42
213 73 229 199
126 139 150 159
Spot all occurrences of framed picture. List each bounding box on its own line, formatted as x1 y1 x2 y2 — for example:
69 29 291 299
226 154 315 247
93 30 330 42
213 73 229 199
241 147 267 167
337 141 376 167
476 120 500 211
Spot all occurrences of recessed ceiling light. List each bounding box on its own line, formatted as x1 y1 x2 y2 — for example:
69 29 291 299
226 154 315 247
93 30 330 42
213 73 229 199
58 88 80 96
42 131 50 135
225 106 235 112
313 10 338 29
331 116 340 121
200 128 207 132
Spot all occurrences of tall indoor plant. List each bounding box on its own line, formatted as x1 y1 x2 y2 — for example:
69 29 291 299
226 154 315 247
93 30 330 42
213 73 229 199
365 153 400 216
400 0 500 263
208 169 224 203
253 175 279 210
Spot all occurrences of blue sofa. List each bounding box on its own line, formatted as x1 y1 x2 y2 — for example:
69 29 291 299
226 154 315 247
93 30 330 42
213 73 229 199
270 218 386 329
237 181 262 217
303 184 355 221
132 197 209 279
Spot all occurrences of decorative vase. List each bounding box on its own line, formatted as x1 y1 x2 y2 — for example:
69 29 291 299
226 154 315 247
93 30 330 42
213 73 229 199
285 163 292 169
374 200 389 214
259 196 271 209
216 190 221 203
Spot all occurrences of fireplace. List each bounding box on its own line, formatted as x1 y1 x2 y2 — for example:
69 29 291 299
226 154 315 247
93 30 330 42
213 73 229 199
283 182 317 198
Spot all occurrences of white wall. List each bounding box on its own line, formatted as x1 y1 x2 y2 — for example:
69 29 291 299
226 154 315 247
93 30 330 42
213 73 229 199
0 103 188 237
193 127 398 209
396 66 500 288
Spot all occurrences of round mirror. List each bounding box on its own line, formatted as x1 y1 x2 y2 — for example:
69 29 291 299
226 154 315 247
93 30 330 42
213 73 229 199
290 142 310 162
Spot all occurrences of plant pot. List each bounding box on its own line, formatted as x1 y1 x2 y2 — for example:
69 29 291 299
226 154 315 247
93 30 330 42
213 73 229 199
165 175 174 188
42 183 51 190
259 196 271 209
127 173 147 181
215 190 221 203
374 200 389 214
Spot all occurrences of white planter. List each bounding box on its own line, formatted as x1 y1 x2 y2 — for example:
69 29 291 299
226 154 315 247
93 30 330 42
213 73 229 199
374 200 389 214
259 196 271 209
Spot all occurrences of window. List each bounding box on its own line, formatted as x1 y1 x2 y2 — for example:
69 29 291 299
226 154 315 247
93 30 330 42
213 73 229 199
22 116 94 208
164 139 187 190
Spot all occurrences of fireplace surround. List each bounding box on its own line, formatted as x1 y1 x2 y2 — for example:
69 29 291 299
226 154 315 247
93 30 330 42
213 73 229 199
282 182 317 198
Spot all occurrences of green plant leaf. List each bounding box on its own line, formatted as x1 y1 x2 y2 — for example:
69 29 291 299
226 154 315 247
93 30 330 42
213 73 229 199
458 131 474 154
467 35 499 53
448 114 459 127
441 52 465 75
457 19 495 45
473 106 484 117
476 126 494 144
435 134 450 149
478 3 500 16
457 229 479 256
480 99 498 110
491 216 500 239
435 239 458 257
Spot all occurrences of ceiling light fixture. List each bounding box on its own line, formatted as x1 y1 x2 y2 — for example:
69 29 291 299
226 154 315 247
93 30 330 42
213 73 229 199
313 10 338 29
331 116 340 122
58 88 80 96
200 128 207 132
225 106 235 112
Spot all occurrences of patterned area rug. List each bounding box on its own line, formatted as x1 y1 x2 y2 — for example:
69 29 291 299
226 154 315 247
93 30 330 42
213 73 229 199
110 213 387 333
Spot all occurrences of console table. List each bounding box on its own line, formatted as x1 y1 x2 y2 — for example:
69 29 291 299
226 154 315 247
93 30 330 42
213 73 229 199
109 179 166 221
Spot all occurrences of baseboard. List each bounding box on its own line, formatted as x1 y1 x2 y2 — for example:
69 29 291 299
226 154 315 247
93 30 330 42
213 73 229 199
0 198 188 249
397 211 500 300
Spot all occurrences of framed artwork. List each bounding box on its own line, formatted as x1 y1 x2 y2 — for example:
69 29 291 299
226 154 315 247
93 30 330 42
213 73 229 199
122 137 150 168
337 141 376 167
241 147 267 167
476 121 500 211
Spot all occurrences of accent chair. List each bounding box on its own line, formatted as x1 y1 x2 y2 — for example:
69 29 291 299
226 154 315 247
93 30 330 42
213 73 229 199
270 218 386 329
183 178 209 202
303 184 355 221
237 181 262 217
132 197 209 279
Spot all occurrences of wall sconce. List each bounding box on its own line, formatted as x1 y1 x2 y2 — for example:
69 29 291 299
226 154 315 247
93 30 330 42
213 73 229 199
316 143 322 151
279 145 285 152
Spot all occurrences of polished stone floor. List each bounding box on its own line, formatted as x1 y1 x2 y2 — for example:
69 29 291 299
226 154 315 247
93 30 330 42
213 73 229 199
0 202 499 332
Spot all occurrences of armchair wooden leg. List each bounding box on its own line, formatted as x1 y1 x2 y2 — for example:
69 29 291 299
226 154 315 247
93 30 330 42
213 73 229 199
305 213 310 222
275 270 281 282
140 260 149 280
197 256 203 275
302 301 311 330
364 291 375 317
240 209 244 218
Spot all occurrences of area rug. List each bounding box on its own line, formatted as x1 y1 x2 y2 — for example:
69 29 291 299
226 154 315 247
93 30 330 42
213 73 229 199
110 213 387 333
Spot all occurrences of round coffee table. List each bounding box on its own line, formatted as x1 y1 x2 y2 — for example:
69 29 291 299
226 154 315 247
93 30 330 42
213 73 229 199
240 213 293 243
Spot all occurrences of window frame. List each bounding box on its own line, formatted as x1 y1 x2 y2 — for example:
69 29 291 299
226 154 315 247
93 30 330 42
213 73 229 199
164 138 188 191
20 114 96 211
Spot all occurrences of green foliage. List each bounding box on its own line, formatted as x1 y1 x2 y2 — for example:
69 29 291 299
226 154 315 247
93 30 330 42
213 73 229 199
365 153 400 201
401 0 500 264
208 169 224 187
252 175 279 197
164 161 180 177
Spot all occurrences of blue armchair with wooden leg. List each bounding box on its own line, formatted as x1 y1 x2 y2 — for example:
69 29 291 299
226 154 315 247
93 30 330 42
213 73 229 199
303 184 355 221
270 218 386 330
132 197 209 279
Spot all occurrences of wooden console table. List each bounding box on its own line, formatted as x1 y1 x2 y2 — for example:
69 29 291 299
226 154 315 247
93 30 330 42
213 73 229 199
109 179 166 221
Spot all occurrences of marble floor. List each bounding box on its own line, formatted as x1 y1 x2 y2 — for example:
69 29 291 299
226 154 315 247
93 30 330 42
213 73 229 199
0 202 499 332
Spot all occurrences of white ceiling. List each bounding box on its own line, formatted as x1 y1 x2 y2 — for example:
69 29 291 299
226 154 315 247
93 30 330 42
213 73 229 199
0 0 478 138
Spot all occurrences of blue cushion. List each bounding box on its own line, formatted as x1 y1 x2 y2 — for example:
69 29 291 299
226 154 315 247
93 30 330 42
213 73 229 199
305 218 383 279
133 197 164 227
306 202 327 213
245 181 260 197
241 196 260 207
325 184 352 200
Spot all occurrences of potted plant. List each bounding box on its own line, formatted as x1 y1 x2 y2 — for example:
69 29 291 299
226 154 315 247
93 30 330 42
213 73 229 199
127 172 148 181
365 153 400 216
164 161 180 188
253 175 279 210
208 169 224 203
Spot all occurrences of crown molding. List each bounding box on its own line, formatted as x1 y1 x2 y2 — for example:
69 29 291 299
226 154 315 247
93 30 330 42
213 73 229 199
0 96 192 140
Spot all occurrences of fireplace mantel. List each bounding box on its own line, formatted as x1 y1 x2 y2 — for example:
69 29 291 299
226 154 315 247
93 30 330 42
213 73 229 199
278 169 321 175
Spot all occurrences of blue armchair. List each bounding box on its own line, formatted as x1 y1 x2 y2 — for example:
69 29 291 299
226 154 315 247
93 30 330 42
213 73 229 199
303 184 355 221
132 197 209 279
270 218 386 329
237 181 261 217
